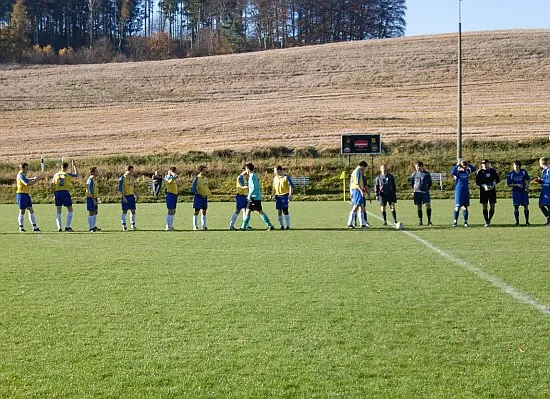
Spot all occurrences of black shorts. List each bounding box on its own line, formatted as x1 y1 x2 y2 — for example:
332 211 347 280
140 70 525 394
479 189 497 204
247 199 263 212
378 194 397 206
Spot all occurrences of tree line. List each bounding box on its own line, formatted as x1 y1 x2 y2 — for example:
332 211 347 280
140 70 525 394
0 0 405 63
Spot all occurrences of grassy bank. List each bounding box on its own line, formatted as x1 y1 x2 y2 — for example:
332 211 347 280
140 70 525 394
1 139 549 204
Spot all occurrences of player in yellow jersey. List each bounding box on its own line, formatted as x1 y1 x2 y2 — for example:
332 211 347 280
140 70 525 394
272 165 295 229
51 160 78 232
16 162 43 232
347 161 369 228
229 166 249 230
86 167 101 232
191 165 211 230
165 167 179 231
118 165 139 231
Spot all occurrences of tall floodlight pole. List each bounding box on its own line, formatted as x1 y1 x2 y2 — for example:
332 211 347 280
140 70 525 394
457 0 463 163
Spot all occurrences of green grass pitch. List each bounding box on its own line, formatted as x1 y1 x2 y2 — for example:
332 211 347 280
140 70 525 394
1 200 549 398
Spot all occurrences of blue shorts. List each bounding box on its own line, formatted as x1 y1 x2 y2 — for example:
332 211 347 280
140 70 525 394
351 189 364 206
539 186 550 206
512 191 529 207
166 193 178 209
454 190 470 207
86 197 98 212
275 194 290 209
54 191 73 207
236 194 248 210
16 193 32 209
121 195 136 211
413 192 430 205
193 194 208 210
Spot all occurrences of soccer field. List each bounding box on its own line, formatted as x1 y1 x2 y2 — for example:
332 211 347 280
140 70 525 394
1 200 549 398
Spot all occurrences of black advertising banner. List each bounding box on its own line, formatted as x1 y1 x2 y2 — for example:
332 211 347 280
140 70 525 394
341 134 381 155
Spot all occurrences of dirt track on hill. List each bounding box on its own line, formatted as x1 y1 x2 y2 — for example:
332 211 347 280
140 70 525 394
0 30 549 161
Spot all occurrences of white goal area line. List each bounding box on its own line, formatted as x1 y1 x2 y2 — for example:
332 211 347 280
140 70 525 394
364 211 550 317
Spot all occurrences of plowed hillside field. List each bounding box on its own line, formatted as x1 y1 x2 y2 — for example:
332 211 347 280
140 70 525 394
0 30 549 160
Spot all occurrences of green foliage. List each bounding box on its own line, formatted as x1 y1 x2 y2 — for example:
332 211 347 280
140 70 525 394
1 139 549 204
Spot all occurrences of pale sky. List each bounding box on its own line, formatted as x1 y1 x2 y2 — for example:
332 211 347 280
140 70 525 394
406 0 550 37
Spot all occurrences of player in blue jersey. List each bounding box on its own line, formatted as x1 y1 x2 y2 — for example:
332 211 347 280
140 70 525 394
16 162 43 232
450 160 476 227
476 159 501 227
52 160 78 232
118 165 139 231
506 160 530 225
375 163 398 226
347 161 369 228
272 165 295 229
533 157 550 225
410 161 433 226
229 166 249 230
86 167 101 232
241 163 275 231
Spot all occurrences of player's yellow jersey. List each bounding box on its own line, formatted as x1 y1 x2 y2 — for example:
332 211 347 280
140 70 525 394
165 175 178 194
192 173 211 197
118 173 135 195
236 174 248 196
52 171 77 192
273 174 294 196
16 171 30 194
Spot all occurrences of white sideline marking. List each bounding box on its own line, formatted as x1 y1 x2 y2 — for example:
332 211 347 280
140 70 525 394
365 211 550 317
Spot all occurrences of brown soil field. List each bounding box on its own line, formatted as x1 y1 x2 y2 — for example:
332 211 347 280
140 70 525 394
0 30 549 161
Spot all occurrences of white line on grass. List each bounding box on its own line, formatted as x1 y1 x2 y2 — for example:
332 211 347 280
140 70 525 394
364 210 550 317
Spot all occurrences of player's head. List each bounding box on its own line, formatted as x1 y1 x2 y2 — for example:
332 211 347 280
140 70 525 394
126 165 134 175
459 160 469 169
20 162 28 172
358 161 368 170
197 165 207 174
62 162 69 171
513 160 521 171
415 161 424 171
245 163 255 174
481 159 490 169
90 167 98 176
169 166 177 173
540 157 548 168
380 163 387 174
274 165 284 176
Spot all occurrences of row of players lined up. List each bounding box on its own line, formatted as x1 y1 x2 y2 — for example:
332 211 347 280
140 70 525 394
15 162 293 232
15 157 550 232
347 157 550 229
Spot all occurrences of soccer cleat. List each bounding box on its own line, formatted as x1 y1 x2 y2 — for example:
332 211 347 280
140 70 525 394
246 226 252 230
347 225 355 229
267 226 275 231
193 226 198 231
464 223 469 227
285 226 290 230
19 227 26 232
33 227 41 232
202 226 208 230
58 228 63 232
229 226 236 230
418 221 423 226
130 225 136 230
515 222 520 226
361 223 370 229
383 221 388 226
65 227 74 232
280 226 285 230
526 222 531 226
452 223 457 228
122 226 127 231
89 228 95 233
427 221 433 226
484 223 490 227
93 227 102 231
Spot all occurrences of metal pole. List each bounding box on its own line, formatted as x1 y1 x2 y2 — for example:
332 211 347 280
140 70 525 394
457 0 463 163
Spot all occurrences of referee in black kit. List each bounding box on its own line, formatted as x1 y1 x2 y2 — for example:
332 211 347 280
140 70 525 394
476 159 501 227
